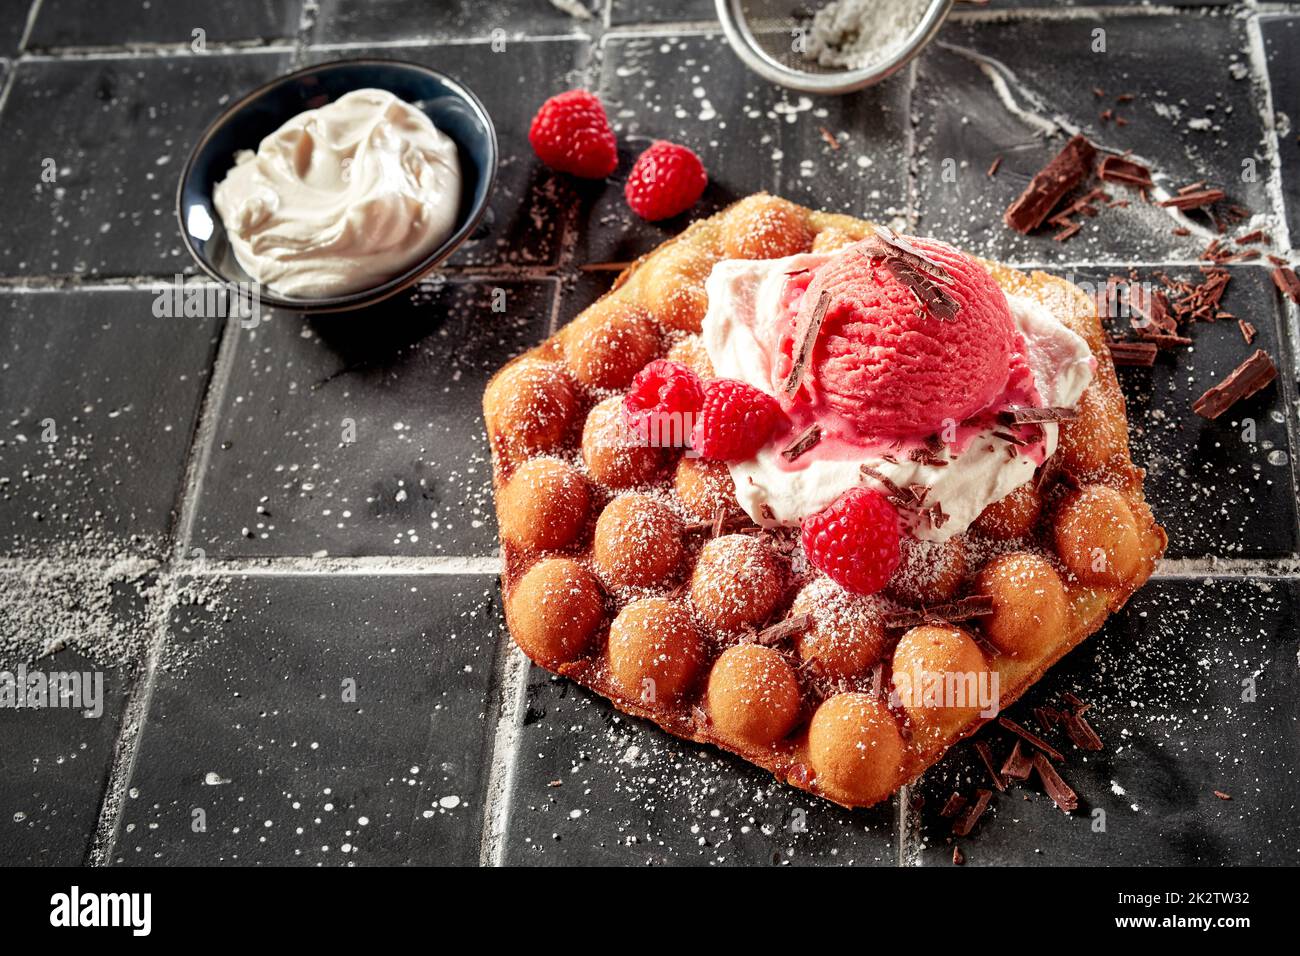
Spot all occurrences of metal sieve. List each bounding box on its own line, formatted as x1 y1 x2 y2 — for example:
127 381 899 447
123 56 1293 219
715 0 954 95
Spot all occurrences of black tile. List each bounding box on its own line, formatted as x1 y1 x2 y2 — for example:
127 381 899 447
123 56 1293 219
0 584 140 866
305 40 591 268
1261 15 1300 244
0 0 30 55
112 573 504 866
575 33 911 266
28 0 302 49
0 289 223 557
189 278 554 558
608 0 715 26
1062 265 1297 560
908 578 1300 866
500 669 897 866
914 13 1272 262
0 52 292 280
310 0 599 44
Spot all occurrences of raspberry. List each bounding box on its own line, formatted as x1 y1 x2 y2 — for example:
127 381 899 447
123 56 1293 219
624 141 708 221
801 488 902 596
623 360 705 446
690 379 783 461
528 89 618 179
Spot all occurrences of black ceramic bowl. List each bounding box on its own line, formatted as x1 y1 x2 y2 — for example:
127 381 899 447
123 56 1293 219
177 59 497 314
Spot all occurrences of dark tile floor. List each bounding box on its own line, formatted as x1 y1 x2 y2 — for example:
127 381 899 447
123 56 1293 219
0 2 1296 868
26 0 304 50
0 289 223 557
112 573 504 865
310 0 599 44
0 52 293 279
187 278 554 558
914 12 1270 263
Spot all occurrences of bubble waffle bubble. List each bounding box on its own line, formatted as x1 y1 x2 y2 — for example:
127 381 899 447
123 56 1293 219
485 194 1167 809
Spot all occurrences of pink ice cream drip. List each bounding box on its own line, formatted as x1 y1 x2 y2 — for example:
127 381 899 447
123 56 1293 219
771 237 1033 444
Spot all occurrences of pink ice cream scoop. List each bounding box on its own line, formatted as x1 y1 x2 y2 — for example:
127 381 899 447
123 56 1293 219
773 237 1019 440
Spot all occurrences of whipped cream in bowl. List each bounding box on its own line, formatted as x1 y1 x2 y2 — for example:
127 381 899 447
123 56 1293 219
179 60 497 313
214 89 462 299
701 242 1094 542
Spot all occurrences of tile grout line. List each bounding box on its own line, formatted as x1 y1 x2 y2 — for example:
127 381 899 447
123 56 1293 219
1241 12 1300 552
1243 11 1294 254
18 41 296 62
1 552 1295 581
85 312 245 865
477 642 531 866
15 0 44 53
83 566 183 865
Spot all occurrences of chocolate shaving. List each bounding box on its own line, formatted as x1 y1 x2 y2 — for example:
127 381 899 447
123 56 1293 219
781 424 823 461
818 126 840 150
975 741 1007 792
939 792 968 818
882 257 962 322
998 716 1064 762
1238 319 1257 345
1097 155 1152 188
951 788 993 837
1272 266 1300 305
991 430 1029 447
1062 711 1104 752
952 845 965 866
1061 691 1088 712
781 290 830 396
711 504 726 539
884 595 993 629
1159 188 1225 210
754 613 812 646
1107 340 1158 367
1033 706 1061 732
1052 221 1082 243
987 155 1002 178
1033 753 1078 813
1143 332 1193 349
1235 229 1269 246
908 433 948 466
865 225 956 284
1004 134 1097 234
1128 283 1176 334
859 463 926 509
1192 349 1277 419
1213 790 1232 801
1000 741 1034 782
998 406 1079 426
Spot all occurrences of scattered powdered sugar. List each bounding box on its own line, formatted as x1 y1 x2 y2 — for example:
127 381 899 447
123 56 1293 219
805 0 933 70
0 544 158 668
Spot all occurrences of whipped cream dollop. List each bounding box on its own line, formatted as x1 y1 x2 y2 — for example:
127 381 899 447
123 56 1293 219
701 251 1095 542
213 89 462 298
